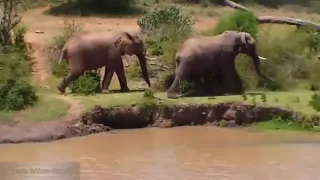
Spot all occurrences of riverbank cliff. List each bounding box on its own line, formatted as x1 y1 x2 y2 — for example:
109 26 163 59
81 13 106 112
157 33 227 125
0 101 318 144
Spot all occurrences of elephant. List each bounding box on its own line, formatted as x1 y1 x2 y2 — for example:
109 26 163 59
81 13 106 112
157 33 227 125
167 30 274 99
57 30 154 94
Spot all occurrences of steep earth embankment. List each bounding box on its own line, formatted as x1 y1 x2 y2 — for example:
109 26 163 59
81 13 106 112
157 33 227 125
0 102 317 144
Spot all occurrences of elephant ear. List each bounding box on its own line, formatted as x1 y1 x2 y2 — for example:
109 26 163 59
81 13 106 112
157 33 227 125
114 32 135 56
240 32 255 48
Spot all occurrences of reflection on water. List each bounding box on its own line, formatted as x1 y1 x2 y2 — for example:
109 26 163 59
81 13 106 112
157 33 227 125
0 126 320 180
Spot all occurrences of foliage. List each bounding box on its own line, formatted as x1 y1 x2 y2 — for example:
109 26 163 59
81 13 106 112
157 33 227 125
48 20 84 78
254 116 315 132
0 0 27 46
135 5 194 90
46 0 143 16
0 0 37 111
70 71 101 95
309 93 320 112
143 89 156 99
0 78 38 110
206 10 259 38
137 5 194 34
12 26 28 53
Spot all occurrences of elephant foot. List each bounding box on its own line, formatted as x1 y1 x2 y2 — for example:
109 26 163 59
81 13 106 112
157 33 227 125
101 89 111 94
120 87 130 93
57 85 66 94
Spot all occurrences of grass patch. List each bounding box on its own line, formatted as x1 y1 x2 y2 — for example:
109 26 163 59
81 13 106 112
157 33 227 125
0 94 70 123
72 90 319 114
253 117 320 132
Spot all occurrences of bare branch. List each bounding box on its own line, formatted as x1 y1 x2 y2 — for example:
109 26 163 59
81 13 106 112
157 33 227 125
258 16 320 31
223 0 249 11
222 0 320 31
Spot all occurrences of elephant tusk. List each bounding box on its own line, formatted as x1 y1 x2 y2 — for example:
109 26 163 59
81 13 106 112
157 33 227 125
146 55 157 60
258 56 267 60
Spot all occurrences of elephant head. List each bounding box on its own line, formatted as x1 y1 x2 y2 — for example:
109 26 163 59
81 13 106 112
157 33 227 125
236 32 274 82
114 32 151 87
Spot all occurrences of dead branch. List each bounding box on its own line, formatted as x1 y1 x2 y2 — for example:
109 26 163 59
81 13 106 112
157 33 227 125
223 0 249 11
258 16 320 31
223 0 320 31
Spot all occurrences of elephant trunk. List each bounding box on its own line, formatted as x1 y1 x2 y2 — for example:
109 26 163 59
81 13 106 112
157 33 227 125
137 54 151 87
251 50 274 82
167 79 182 99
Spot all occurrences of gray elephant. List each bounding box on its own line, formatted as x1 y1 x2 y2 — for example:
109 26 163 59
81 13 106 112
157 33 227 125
167 30 274 99
57 31 154 94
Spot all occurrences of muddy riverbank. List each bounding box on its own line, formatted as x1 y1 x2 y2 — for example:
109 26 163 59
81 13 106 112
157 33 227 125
0 101 319 144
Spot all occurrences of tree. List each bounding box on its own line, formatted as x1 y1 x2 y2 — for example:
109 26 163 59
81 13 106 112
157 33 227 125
0 0 26 46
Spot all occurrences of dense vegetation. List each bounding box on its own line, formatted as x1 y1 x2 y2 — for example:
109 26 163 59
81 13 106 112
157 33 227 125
43 0 320 16
0 0 38 111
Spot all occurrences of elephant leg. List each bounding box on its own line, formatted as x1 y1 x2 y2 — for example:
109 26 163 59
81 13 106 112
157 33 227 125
57 71 82 94
102 68 114 92
115 66 130 92
203 76 214 94
232 71 244 94
221 69 243 95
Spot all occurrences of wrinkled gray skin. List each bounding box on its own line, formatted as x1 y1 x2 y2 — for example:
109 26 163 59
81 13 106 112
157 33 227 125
167 30 274 99
57 31 152 94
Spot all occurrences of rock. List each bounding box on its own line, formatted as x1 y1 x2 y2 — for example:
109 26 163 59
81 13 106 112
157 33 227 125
206 109 218 122
222 108 248 125
35 30 44 34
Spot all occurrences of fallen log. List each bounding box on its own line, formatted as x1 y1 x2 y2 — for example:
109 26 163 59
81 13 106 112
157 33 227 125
223 0 320 31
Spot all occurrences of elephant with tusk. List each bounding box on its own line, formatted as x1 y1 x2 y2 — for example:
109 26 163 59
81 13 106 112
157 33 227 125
57 30 156 94
167 30 273 99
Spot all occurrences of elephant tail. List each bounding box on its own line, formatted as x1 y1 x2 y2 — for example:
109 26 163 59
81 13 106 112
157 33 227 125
58 47 68 64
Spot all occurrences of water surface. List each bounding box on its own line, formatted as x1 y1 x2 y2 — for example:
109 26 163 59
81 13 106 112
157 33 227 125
1 126 320 180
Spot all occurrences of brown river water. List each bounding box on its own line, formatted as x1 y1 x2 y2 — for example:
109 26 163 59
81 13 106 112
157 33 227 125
1 126 320 180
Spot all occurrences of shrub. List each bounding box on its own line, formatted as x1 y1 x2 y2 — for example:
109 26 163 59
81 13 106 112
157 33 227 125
204 11 259 38
12 26 28 53
143 89 156 99
309 93 320 111
0 0 26 46
47 0 142 16
48 20 83 78
0 78 38 110
137 5 194 34
0 48 32 81
0 46 37 111
70 71 101 95
136 5 194 90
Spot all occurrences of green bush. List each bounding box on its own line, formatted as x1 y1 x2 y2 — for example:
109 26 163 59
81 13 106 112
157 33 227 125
47 0 142 16
137 5 194 34
208 10 259 38
0 78 38 110
12 26 28 53
70 71 101 95
136 5 194 90
48 20 83 78
0 46 37 111
309 93 320 111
